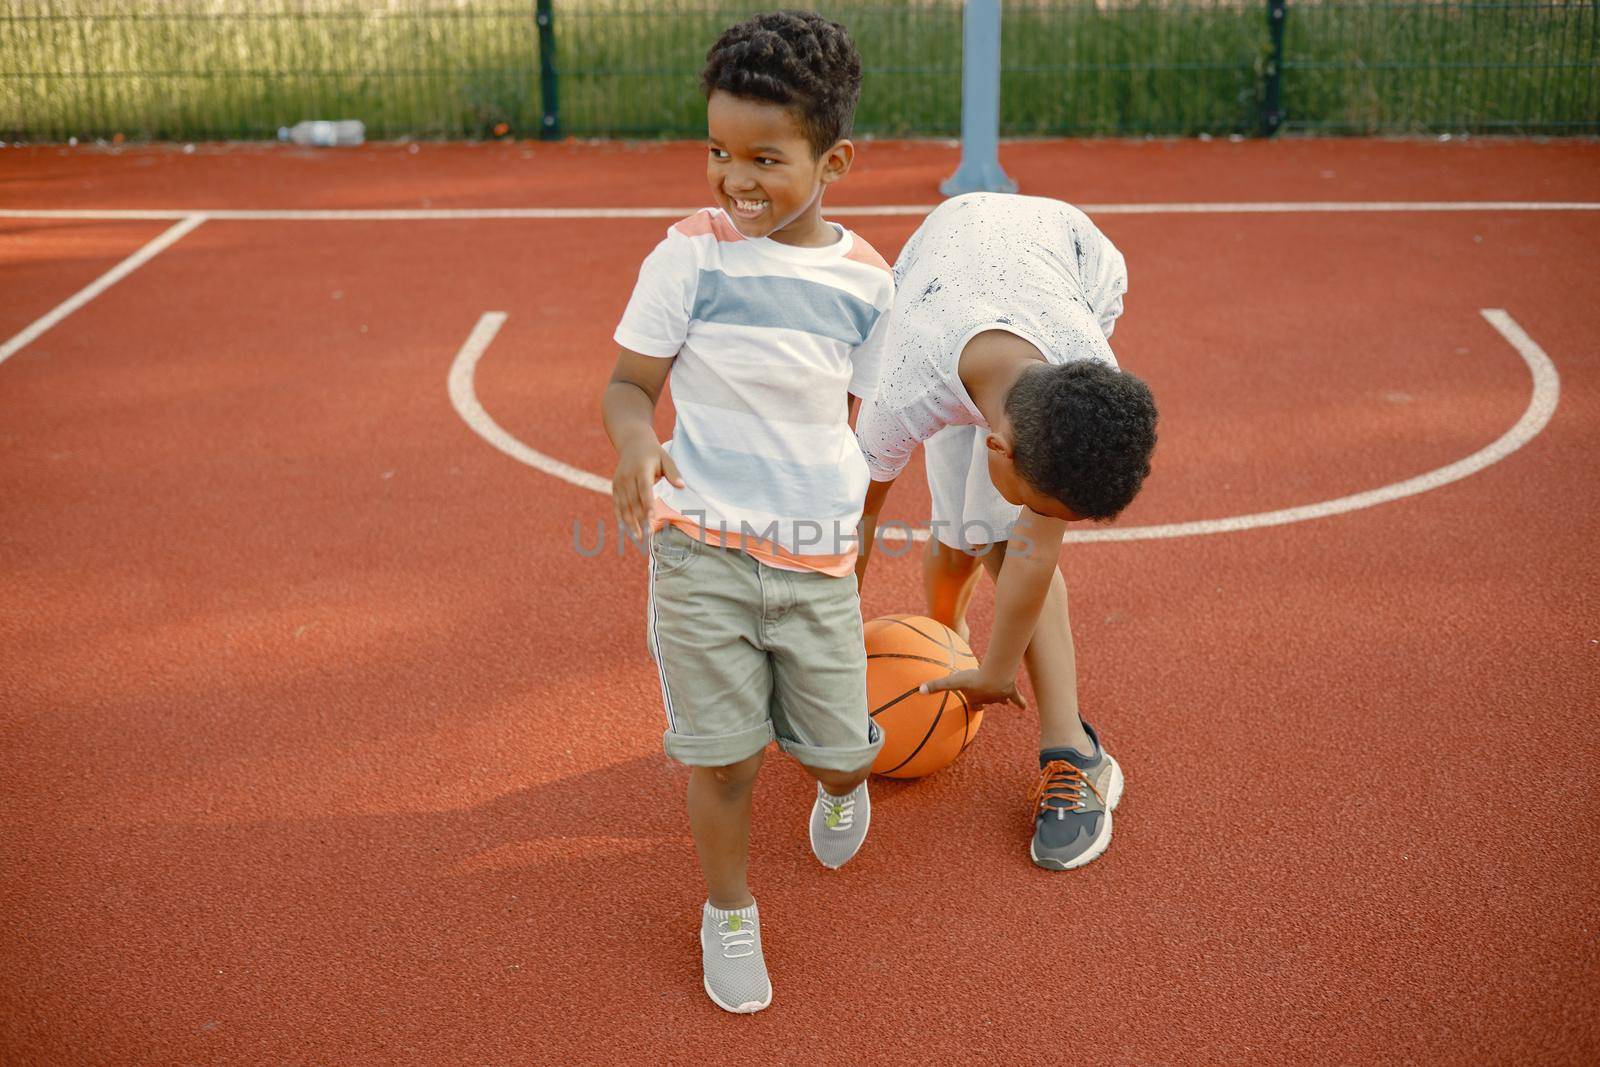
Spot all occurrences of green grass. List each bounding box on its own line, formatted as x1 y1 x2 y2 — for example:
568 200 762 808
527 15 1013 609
2 1 1594 142
1284 2 1600 133
551 3 966 137
1 0 542 140
998 3 1269 135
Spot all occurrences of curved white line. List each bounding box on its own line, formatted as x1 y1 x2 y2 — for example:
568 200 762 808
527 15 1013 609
447 312 609 494
449 309 1559 543
1066 310 1559 541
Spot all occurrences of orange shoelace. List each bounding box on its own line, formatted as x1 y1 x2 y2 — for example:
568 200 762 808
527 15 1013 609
1029 759 1104 818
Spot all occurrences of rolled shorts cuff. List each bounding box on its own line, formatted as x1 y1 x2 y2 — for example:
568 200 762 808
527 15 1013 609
662 721 775 767
776 721 884 773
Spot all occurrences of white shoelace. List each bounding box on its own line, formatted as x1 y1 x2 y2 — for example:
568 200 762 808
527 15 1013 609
821 787 856 831
716 917 756 958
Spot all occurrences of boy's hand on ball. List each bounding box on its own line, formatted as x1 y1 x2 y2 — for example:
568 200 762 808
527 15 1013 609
920 670 1025 711
612 443 685 540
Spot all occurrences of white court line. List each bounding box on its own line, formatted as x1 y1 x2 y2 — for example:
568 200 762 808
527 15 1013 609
448 309 1559 544
1066 309 1559 541
2 201 1598 223
447 312 610 494
0 214 207 368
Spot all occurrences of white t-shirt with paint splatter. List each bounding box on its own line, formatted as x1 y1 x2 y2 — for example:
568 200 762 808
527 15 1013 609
855 192 1127 482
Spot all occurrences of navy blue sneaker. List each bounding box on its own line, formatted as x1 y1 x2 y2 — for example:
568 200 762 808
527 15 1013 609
1029 721 1124 870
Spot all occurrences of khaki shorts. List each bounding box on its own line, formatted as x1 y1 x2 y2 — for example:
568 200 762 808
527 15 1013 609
646 525 882 771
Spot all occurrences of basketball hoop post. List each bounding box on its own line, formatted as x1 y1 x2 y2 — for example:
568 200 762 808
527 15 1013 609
940 0 1017 197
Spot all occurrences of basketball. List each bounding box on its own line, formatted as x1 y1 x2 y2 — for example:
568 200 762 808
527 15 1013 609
866 614 983 779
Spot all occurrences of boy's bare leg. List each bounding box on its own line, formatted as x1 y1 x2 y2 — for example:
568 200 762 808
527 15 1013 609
922 538 985 643
687 750 765 909
802 761 874 869
978 543 1095 755
802 762 871 797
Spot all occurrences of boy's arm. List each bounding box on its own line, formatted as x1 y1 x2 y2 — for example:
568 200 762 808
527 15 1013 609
602 348 684 541
854 395 917 588
854 476 895 587
922 508 1066 709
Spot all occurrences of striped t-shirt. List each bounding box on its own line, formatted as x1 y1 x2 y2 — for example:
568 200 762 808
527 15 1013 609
614 208 895 575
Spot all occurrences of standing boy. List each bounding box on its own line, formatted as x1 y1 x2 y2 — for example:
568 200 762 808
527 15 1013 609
855 192 1158 871
602 12 892 1013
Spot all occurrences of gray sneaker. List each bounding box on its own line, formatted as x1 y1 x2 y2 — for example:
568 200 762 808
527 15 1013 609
700 901 772 1013
808 779 870 869
1029 721 1124 870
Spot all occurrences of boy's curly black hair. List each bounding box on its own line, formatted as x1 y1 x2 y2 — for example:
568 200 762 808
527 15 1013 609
700 10 862 157
1005 361 1158 520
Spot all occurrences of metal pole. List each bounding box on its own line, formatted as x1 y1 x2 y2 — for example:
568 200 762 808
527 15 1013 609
940 0 1016 196
1260 0 1287 137
537 0 561 140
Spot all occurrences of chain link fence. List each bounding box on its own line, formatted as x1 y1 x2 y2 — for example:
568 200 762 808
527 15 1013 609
2 1 1594 142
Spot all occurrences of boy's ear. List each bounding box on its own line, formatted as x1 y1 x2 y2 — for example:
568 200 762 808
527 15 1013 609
984 432 1014 460
818 139 854 185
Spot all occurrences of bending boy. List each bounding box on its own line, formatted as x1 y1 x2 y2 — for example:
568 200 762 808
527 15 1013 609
855 192 1158 871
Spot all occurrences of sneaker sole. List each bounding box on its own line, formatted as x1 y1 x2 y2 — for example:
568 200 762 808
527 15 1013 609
1030 755 1124 871
699 929 772 1014
1104 753 1125 811
809 789 871 870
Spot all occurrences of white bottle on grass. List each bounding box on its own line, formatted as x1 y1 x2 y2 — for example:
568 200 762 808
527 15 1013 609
277 120 365 147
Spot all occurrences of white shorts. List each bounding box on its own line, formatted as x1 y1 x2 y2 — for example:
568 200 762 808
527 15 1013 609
924 424 1023 550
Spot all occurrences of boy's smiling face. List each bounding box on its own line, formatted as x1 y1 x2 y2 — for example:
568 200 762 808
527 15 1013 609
706 90 852 247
